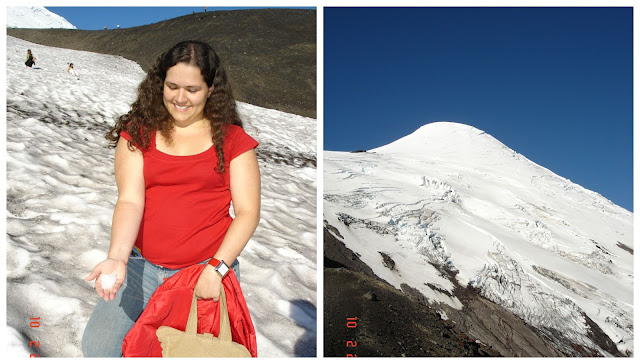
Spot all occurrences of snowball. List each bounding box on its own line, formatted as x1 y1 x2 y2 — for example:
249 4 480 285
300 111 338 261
100 273 117 290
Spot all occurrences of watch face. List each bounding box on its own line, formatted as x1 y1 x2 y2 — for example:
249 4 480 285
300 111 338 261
216 261 229 276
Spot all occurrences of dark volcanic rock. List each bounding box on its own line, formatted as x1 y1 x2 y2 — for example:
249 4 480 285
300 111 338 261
378 251 396 271
8 9 316 118
616 241 633 255
324 268 500 357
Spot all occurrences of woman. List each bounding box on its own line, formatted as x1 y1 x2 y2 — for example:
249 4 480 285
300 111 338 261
25 49 36 67
82 40 260 357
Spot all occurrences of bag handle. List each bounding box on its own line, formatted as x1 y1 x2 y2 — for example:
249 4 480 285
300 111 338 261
185 286 232 342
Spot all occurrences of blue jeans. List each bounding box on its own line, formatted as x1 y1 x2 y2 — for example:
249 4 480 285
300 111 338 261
82 254 239 357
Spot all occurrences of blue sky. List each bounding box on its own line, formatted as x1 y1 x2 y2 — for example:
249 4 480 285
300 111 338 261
45 7 307 30
324 7 633 212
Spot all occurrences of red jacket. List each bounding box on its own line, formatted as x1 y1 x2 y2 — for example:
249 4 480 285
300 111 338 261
122 264 258 357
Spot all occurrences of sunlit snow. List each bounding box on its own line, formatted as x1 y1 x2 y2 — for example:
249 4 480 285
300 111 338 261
7 6 76 29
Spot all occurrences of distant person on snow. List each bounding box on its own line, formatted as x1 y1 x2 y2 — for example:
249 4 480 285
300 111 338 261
25 49 36 67
67 63 79 76
82 40 260 357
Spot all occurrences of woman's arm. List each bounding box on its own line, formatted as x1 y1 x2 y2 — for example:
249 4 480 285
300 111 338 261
214 148 261 264
108 138 146 261
85 137 145 301
195 149 260 300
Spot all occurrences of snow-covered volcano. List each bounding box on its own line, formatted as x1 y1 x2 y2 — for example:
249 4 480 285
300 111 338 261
6 35 316 357
324 122 632 356
7 6 76 29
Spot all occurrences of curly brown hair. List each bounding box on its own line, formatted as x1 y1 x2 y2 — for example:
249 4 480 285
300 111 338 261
106 40 243 172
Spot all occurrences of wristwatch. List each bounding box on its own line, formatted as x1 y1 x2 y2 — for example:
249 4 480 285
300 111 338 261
208 258 230 278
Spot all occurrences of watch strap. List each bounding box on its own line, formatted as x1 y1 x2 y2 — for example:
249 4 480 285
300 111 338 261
207 258 221 267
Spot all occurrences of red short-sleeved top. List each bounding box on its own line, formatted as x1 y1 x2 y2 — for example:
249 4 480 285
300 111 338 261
120 125 258 269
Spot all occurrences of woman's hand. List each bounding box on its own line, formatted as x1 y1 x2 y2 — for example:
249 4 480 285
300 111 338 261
85 258 127 302
194 265 223 301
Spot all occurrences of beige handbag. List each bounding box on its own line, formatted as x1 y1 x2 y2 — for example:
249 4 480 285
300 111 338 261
156 287 251 357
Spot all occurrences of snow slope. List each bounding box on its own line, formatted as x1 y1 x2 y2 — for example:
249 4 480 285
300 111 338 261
5 35 316 357
7 6 76 29
324 122 632 356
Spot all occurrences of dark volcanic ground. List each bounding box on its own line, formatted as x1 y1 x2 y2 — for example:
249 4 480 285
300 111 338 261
7 8 316 118
324 267 500 357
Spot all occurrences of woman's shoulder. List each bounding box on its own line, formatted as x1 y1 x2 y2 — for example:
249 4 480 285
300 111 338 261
120 124 156 151
224 124 251 140
222 124 258 159
224 123 243 133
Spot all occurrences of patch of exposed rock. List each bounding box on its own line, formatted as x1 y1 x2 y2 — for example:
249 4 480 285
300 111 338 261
324 267 500 357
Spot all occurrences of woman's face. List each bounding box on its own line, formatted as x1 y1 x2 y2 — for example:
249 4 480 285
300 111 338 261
163 62 212 126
